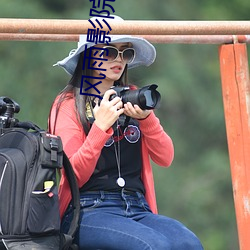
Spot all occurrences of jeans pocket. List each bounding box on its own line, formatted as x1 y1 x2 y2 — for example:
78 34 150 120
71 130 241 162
80 197 102 210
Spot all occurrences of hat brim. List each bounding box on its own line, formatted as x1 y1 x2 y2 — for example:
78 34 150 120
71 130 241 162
54 35 156 75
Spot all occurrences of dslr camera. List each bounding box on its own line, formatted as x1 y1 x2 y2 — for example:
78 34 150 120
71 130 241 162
110 84 161 110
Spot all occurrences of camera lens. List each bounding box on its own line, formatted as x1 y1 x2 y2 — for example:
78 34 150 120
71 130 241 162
123 84 161 110
110 84 160 110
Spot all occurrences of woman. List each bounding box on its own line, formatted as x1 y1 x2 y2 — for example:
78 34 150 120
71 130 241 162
49 15 203 250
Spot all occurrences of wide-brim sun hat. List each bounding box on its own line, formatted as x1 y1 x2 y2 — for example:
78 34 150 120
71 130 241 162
54 15 156 75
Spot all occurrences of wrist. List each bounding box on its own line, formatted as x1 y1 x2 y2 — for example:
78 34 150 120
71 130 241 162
93 121 113 134
137 110 152 120
94 120 108 132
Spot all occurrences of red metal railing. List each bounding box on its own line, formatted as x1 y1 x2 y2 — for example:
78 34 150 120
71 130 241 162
0 18 250 250
0 33 250 44
0 19 250 35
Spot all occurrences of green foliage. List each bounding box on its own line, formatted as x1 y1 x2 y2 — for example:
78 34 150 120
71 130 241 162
1 0 247 249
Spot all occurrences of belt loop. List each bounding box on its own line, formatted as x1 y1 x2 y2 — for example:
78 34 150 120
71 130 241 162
136 191 143 200
100 190 105 200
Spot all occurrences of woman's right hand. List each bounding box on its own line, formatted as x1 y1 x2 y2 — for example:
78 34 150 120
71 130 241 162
93 89 124 132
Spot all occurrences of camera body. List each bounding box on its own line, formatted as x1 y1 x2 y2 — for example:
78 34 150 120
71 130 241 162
110 84 161 110
0 97 20 128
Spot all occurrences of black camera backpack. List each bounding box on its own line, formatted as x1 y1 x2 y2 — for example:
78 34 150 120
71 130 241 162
0 97 80 250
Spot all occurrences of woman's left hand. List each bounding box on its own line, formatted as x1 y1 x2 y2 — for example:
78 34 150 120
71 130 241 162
124 102 151 120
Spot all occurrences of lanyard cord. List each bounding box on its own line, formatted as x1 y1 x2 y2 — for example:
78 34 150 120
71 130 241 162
113 121 125 187
114 121 121 177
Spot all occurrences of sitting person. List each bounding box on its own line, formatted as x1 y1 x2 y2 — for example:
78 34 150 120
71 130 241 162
49 15 203 250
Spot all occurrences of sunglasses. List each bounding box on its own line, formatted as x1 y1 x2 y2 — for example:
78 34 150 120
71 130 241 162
99 46 136 63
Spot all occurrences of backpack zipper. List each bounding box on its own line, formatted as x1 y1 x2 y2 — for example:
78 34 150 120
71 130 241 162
0 161 8 235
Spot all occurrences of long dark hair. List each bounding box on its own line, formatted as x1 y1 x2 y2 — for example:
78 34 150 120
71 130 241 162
51 49 129 135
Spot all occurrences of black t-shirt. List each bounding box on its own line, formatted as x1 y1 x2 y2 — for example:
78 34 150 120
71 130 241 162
80 118 145 194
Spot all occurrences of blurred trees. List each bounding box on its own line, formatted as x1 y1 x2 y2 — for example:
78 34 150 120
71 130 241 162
1 0 248 249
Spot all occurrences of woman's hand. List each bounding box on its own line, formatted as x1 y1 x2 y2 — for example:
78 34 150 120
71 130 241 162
124 102 151 120
93 89 124 131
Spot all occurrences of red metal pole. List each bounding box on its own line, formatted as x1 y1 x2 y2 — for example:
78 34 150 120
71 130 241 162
0 33 78 42
0 33 250 44
219 43 250 250
0 19 250 35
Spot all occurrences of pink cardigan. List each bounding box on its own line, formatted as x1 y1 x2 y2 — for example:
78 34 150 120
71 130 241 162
49 96 174 217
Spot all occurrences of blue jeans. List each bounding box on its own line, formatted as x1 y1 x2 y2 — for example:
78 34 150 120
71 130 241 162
61 189 203 250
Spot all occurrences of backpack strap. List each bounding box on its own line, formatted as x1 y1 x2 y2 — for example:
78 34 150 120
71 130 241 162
62 151 80 238
15 121 42 132
59 152 80 250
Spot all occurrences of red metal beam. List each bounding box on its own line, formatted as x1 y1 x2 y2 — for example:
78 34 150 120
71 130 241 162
0 19 250 35
0 33 250 44
0 33 78 42
219 43 250 250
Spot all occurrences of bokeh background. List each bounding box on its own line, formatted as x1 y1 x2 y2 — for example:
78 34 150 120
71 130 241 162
1 1 249 249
